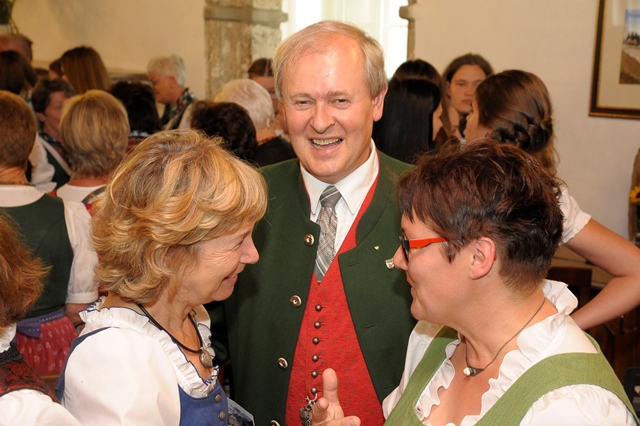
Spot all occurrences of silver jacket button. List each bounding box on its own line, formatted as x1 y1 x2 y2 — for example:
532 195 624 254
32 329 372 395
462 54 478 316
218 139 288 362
277 357 288 369
290 295 302 307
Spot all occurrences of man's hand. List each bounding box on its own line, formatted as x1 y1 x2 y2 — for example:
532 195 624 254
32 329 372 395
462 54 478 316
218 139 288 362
311 368 361 426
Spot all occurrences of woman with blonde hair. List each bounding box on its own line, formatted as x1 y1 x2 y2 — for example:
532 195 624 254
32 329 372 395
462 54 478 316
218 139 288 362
56 89 129 213
59 130 267 425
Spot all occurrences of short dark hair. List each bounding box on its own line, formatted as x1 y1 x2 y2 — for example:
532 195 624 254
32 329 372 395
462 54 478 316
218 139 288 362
110 81 160 135
0 91 37 167
443 53 493 83
397 141 563 289
248 58 273 78
190 101 258 161
393 59 441 87
31 78 76 114
0 50 37 96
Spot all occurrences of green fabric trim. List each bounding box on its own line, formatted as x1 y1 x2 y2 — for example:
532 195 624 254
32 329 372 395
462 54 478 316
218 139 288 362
384 327 639 425
477 333 639 425
384 327 457 425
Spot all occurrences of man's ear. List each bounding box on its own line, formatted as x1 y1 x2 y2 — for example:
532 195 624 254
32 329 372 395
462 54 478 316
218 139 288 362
469 237 497 280
372 85 388 122
35 112 46 123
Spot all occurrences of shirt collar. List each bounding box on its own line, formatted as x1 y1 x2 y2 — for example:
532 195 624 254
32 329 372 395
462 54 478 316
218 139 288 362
302 140 379 215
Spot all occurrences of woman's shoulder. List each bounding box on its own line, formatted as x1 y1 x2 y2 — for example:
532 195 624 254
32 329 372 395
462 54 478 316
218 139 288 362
522 384 636 425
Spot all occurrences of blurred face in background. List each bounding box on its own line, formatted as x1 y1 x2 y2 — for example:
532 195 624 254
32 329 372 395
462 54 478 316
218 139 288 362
447 64 486 117
148 71 180 105
251 75 278 114
36 91 70 140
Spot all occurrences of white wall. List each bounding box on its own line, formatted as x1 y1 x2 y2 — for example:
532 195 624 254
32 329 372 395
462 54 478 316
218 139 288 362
12 0 207 98
411 0 640 237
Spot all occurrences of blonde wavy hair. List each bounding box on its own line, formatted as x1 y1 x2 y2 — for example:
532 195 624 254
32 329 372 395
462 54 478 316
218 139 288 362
60 90 129 179
91 130 268 303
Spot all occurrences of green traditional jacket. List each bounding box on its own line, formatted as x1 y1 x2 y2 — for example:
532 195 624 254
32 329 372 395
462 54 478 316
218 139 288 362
208 152 416 426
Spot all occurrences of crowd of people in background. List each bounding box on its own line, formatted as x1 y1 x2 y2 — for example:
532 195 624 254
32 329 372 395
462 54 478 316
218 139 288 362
1 20 640 426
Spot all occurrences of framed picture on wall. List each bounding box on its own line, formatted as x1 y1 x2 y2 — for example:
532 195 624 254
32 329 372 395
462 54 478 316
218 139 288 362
590 0 640 119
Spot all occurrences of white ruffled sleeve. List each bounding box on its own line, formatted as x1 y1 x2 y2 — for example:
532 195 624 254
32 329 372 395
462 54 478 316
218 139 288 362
61 326 181 425
0 390 81 426
559 186 591 245
521 385 635 425
63 200 98 304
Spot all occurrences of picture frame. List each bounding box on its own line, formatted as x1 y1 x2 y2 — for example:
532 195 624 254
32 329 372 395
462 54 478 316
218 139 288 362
590 0 640 119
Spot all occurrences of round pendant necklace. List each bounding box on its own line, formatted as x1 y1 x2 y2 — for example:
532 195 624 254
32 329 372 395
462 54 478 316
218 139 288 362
137 303 213 369
463 297 546 377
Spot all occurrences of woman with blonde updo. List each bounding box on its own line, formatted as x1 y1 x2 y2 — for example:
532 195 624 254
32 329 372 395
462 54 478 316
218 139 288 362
59 130 267 425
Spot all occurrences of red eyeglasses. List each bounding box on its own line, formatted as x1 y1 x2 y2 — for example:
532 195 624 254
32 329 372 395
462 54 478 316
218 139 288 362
399 235 447 262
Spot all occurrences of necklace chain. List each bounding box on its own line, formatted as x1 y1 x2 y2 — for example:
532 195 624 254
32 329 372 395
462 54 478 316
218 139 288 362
137 303 213 369
463 297 546 377
0 181 34 186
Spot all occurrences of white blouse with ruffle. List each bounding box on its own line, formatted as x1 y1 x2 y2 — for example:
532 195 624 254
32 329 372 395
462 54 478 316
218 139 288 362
382 280 635 425
60 298 219 425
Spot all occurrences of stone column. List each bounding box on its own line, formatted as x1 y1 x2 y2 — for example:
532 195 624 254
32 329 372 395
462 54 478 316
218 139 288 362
399 0 422 61
203 0 287 98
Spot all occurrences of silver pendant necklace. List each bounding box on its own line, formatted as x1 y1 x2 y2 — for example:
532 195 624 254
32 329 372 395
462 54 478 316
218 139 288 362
137 303 213 369
463 297 545 377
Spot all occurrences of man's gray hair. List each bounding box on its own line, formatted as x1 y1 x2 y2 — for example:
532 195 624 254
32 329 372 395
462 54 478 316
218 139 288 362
272 20 387 100
147 54 187 87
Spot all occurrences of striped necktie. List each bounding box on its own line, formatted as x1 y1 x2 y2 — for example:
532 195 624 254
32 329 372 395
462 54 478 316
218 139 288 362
314 185 342 282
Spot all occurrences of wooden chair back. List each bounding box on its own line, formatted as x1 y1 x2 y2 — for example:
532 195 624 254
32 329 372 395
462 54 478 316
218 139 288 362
546 266 593 308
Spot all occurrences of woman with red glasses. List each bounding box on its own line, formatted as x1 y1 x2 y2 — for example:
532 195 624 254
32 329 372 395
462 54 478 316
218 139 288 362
310 141 636 426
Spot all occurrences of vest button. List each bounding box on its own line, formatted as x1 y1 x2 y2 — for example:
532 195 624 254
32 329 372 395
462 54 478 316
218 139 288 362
290 295 302 307
313 337 320 344
219 411 226 421
311 370 318 378
315 304 322 311
277 357 288 369
215 393 222 402
304 234 315 246
312 354 319 362
314 321 321 329
311 387 318 394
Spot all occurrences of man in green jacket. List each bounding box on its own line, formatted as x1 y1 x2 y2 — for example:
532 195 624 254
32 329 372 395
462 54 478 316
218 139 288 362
209 21 415 426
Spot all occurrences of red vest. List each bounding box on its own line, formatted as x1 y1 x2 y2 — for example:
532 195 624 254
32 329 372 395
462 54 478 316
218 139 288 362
285 177 385 426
